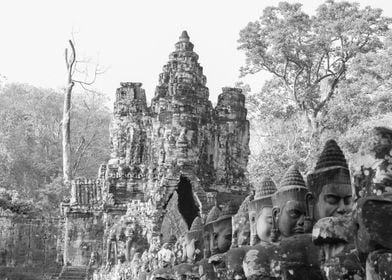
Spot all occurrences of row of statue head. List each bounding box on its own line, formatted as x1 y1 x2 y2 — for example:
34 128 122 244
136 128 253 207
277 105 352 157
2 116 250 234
151 133 392 280
180 139 353 263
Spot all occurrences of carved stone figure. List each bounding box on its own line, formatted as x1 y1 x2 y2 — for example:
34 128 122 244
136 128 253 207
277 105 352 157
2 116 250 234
248 177 277 245
211 202 238 255
271 165 312 241
307 140 352 221
310 140 363 280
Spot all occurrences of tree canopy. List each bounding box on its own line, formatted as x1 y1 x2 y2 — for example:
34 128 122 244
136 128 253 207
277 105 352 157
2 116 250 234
239 1 392 183
239 0 391 135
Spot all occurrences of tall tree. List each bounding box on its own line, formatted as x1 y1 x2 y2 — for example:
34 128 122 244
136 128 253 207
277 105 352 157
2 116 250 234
63 40 75 185
63 39 103 185
238 0 391 138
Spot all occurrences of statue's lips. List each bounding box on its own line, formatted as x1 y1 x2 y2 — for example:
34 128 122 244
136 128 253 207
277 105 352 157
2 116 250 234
294 227 304 234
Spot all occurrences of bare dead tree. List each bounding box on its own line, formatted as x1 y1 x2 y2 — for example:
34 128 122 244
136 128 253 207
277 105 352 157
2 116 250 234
63 38 104 186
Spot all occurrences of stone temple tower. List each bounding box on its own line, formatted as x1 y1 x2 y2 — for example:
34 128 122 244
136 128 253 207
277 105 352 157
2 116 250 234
61 31 251 268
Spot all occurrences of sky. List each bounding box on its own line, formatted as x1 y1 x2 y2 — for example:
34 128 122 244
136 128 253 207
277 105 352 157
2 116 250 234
1 0 391 107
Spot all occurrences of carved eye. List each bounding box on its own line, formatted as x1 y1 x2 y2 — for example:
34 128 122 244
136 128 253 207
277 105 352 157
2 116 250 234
325 195 339 205
225 234 232 241
289 209 301 219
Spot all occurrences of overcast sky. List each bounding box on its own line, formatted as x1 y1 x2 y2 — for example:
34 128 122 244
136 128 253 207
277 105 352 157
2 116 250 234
1 0 391 106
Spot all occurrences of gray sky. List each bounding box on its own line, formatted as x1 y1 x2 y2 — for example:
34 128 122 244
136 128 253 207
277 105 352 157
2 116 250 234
1 0 391 106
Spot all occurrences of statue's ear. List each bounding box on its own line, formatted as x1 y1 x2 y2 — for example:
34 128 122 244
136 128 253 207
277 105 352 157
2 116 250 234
271 207 280 242
272 207 280 225
305 192 315 220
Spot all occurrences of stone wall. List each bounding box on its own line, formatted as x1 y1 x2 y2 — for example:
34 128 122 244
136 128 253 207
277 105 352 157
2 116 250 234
63 211 105 266
0 213 61 280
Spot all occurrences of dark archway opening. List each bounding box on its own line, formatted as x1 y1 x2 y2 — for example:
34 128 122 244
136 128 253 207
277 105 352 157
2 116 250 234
177 176 199 229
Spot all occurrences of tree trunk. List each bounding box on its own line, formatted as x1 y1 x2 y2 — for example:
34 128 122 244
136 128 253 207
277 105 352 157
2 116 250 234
62 77 73 185
306 111 320 138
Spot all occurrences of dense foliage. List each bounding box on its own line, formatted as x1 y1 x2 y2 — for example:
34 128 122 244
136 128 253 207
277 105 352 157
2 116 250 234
239 1 392 184
0 83 111 215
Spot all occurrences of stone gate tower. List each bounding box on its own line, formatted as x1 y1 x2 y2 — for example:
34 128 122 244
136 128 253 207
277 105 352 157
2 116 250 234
60 31 250 269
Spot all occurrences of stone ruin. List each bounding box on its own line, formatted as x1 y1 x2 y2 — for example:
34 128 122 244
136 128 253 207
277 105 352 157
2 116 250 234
57 31 392 280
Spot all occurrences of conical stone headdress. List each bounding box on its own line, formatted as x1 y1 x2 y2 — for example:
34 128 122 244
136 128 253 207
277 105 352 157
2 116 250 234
307 140 351 198
272 165 309 209
250 177 277 214
255 176 277 200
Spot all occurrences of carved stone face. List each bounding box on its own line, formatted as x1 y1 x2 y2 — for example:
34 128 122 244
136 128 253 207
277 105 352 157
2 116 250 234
315 183 352 220
212 218 232 254
276 200 307 237
256 207 273 242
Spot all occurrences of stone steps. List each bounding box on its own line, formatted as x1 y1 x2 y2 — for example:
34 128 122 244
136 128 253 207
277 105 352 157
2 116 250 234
58 266 88 280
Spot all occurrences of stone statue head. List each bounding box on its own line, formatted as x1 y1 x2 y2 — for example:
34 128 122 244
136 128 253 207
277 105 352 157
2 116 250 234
272 165 312 240
248 177 277 245
231 196 251 248
308 140 352 220
211 202 238 255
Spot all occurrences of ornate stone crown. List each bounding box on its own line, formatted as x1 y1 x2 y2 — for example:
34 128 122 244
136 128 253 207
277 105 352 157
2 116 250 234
307 139 351 198
249 176 277 214
272 165 309 209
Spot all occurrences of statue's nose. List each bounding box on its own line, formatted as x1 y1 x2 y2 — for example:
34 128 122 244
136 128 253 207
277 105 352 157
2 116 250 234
297 215 305 226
